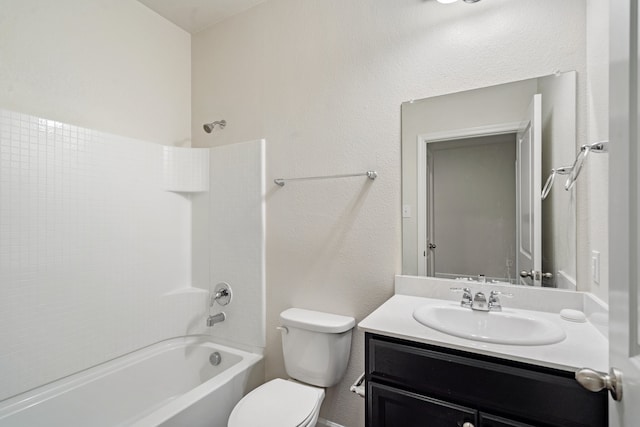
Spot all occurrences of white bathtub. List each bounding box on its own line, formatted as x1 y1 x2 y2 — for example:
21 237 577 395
0 336 263 427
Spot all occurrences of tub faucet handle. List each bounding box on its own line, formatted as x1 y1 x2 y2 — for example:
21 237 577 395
211 282 232 306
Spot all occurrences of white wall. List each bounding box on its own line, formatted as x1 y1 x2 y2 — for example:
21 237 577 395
0 0 191 145
192 1 591 425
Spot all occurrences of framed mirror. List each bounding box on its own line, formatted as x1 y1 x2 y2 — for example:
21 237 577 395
402 71 576 289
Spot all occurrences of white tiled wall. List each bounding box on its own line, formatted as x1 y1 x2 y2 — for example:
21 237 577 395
162 146 210 192
192 140 266 351
0 110 206 400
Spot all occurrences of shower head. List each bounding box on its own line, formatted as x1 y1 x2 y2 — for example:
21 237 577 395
203 120 226 133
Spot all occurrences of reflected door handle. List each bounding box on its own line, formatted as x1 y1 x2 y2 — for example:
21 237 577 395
520 270 553 280
575 367 623 401
520 270 534 279
428 243 437 249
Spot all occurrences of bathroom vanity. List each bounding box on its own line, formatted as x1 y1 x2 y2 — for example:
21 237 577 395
365 333 606 427
359 278 609 427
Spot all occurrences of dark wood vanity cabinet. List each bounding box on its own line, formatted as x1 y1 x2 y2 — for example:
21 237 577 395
365 333 607 427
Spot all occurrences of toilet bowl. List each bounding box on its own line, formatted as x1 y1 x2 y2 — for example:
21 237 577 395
227 308 355 427
227 379 324 427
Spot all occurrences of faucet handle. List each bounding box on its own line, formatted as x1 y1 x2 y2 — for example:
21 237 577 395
490 290 513 298
451 287 472 307
488 290 512 312
211 282 232 306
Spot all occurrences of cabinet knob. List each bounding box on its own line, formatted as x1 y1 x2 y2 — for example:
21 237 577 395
461 422 474 427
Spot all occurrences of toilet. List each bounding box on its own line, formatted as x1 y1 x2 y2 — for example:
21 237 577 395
228 308 356 427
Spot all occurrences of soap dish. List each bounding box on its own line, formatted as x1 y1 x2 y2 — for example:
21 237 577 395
560 308 587 323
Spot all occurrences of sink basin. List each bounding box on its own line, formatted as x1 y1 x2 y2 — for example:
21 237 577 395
413 305 566 346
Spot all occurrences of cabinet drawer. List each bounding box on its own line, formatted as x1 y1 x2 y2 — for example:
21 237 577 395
366 334 606 427
368 382 476 427
480 412 536 427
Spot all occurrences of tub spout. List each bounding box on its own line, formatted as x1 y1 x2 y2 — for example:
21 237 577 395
207 312 226 327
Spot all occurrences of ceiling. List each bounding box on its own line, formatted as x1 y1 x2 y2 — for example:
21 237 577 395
137 0 266 34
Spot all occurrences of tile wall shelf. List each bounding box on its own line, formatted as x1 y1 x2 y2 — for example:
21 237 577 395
162 146 210 192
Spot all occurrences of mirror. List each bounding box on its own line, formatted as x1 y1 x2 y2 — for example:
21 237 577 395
402 72 576 290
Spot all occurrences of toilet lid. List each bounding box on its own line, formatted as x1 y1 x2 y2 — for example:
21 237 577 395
228 379 324 427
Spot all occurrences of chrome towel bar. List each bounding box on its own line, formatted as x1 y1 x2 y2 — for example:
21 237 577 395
274 170 377 187
542 141 608 199
564 141 608 191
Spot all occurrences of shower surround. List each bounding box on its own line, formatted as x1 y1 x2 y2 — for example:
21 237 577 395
0 110 266 402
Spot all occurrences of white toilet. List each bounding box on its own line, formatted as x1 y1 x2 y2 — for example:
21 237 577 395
228 308 356 427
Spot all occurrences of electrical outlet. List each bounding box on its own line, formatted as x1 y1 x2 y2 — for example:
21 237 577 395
402 205 412 218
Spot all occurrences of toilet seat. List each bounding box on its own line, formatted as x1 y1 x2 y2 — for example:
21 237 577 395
228 378 325 427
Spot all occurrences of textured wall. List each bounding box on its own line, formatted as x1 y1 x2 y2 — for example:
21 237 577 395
0 0 191 145
191 1 591 425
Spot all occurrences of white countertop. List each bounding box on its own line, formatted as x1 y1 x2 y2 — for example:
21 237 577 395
358 294 609 373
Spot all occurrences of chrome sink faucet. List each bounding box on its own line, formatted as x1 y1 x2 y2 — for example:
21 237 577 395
451 288 512 312
472 292 489 311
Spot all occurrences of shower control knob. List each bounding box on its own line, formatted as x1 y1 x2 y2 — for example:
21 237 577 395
211 282 232 306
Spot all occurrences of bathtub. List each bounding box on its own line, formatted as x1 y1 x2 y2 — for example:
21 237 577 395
0 336 263 427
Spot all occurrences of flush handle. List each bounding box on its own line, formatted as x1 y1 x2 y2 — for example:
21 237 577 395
575 367 623 401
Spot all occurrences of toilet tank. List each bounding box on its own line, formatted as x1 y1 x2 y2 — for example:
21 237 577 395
279 308 355 388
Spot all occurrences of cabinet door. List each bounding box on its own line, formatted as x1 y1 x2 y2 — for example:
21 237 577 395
480 412 536 427
368 382 477 427
366 334 607 427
